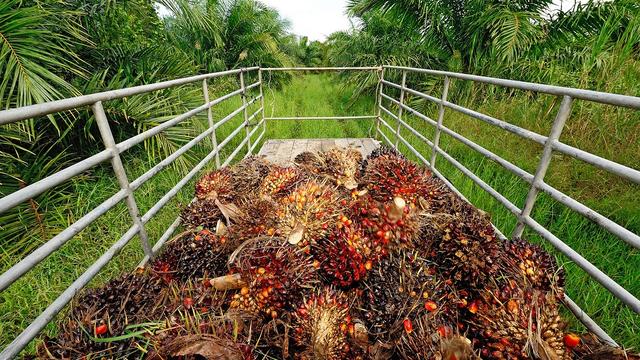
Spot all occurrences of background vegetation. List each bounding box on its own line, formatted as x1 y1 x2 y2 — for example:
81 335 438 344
0 0 638 353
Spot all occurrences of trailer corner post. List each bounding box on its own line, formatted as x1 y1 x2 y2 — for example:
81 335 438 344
430 76 450 168
202 79 220 168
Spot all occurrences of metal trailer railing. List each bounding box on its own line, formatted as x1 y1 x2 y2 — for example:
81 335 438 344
0 66 638 357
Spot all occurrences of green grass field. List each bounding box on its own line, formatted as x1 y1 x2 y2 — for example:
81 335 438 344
1 74 638 354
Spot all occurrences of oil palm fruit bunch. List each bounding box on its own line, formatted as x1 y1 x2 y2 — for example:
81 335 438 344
351 193 421 250
396 313 478 360
259 165 304 198
39 272 168 358
233 197 281 239
356 250 454 344
276 180 344 248
292 287 359 360
465 279 569 360
313 223 373 287
419 199 501 289
195 167 236 201
226 237 317 318
151 229 235 283
361 145 430 204
500 239 565 297
230 155 272 195
295 148 363 190
180 197 223 229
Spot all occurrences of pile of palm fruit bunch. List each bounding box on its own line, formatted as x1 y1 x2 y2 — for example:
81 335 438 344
38 146 639 360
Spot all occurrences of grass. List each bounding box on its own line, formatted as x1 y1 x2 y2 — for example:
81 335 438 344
0 73 638 354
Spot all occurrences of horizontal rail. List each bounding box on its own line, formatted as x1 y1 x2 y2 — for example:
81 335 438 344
523 216 640 312
265 115 377 121
262 67 381 71
384 65 640 109
0 224 140 359
0 68 259 125
0 189 128 292
0 150 112 214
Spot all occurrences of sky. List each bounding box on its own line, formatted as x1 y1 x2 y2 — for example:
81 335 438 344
259 0 352 41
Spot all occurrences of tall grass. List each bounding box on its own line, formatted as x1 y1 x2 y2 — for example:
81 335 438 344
0 74 637 354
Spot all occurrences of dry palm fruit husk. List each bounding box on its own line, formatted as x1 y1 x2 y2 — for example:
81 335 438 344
151 229 238 283
292 287 364 360
465 278 570 360
500 238 565 297
38 271 169 359
351 193 421 251
418 196 501 289
295 148 363 191
259 165 304 198
275 180 345 248
360 145 430 204
570 333 640 360
226 237 318 318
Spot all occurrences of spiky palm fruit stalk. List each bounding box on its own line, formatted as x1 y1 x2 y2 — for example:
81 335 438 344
419 199 501 289
292 288 356 360
227 237 317 318
275 180 344 248
500 239 565 297
195 168 236 201
230 155 272 196
151 229 237 283
295 151 325 174
296 148 363 190
259 165 304 198
361 146 430 204
351 194 421 250
39 271 169 358
313 223 373 287
466 280 569 360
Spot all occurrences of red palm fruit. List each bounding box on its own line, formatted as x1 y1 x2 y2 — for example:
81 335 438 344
259 165 304 198
95 324 108 336
292 288 357 360
465 279 570 359
361 146 430 204
418 196 501 289
194 168 235 201
500 239 565 297
351 194 421 250
227 237 317 318
564 333 580 348
313 223 372 287
403 319 413 333
275 180 343 248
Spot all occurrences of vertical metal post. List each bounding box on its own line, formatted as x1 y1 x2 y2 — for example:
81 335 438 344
258 68 266 134
394 71 407 149
375 67 385 139
239 70 252 155
430 76 450 168
512 95 573 238
92 101 153 258
202 79 220 168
